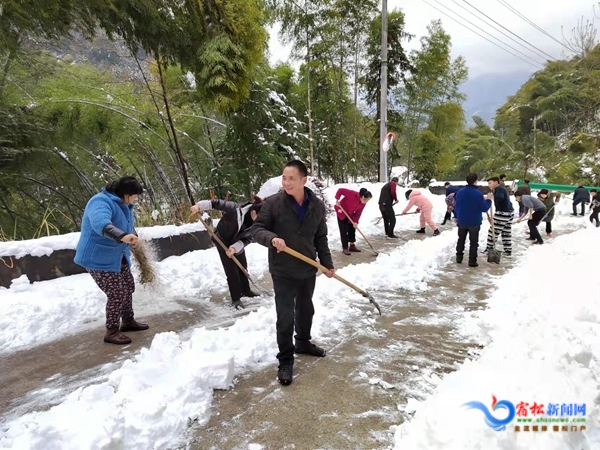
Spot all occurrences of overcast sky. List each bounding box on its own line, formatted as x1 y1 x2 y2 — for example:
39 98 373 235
267 0 598 79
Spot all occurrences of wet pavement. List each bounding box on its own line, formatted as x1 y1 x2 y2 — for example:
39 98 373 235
186 236 508 450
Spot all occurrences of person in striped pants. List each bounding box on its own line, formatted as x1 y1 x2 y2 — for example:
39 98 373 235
485 177 514 256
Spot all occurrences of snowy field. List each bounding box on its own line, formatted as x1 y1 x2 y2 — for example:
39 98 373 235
0 181 597 449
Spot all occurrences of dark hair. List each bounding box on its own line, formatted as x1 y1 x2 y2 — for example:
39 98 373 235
284 159 308 177
539 189 549 195
105 176 143 198
515 188 525 197
578 185 584 189
250 195 264 213
359 188 373 199
524 179 530 184
444 182 450 186
487 177 500 183
391 177 399 183
405 189 412 200
466 173 478 185
499 174 506 179
591 189 597 193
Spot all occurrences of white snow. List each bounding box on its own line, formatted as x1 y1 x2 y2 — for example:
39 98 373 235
0 222 207 259
393 227 600 449
1 181 597 450
255 175 319 200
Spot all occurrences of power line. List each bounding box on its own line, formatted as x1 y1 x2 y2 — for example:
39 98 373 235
496 0 570 51
421 0 544 69
449 0 556 62
461 0 557 61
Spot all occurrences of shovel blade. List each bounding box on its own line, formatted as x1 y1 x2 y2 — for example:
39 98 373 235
487 250 502 264
363 293 382 315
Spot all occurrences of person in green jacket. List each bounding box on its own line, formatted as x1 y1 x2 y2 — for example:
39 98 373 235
538 189 561 237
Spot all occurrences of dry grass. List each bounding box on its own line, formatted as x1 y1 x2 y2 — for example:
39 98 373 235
131 239 159 285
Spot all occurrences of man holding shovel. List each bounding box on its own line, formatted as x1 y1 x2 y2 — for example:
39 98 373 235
252 160 335 386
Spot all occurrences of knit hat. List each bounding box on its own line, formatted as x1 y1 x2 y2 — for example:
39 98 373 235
405 189 412 200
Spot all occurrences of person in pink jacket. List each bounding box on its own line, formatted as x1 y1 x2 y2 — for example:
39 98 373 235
402 189 440 236
335 187 373 255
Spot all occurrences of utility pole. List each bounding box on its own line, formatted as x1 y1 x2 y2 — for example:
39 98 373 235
379 0 388 182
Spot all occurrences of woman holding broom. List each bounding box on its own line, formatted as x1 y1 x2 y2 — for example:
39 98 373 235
74 176 148 345
191 196 264 309
334 187 373 255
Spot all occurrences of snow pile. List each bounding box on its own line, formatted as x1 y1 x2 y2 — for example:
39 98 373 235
0 244 269 353
0 222 207 259
256 175 319 199
0 305 268 449
393 227 600 450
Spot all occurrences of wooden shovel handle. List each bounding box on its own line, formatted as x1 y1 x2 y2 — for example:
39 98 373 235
196 214 250 278
281 246 369 297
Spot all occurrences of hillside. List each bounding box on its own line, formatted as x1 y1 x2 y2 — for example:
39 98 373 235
461 71 532 125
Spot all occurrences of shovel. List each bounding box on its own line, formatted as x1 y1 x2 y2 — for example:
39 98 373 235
487 208 501 264
336 203 378 256
280 246 382 315
374 211 418 225
196 214 269 296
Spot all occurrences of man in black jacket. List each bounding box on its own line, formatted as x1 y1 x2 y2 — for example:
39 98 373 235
379 177 399 238
572 186 590 216
191 197 263 309
252 160 335 386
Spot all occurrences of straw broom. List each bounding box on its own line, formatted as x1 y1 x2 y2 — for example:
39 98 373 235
131 239 159 285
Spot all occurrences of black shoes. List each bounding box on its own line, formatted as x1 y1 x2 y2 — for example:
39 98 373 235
232 300 245 309
416 228 426 234
278 365 293 386
295 343 326 357
456 253 463 263
433 229 440 236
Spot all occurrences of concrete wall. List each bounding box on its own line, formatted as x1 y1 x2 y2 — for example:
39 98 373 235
0 231 212 289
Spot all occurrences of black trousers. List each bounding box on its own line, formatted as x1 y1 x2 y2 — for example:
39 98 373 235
590 208 599 226
573 199 586 215
528 210 545 243
545 220 552 234
272 274 317 365
456 226 480 262
380 205 396 236
337 217 356 249
216 244 250 302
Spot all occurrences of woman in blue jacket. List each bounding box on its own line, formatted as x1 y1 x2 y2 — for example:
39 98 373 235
74 176 146 345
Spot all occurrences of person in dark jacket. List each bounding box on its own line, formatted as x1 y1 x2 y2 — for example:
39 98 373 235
334 187 373 255
454 173 492 267
251 160 335 386
518 179 531 216
499 174 507 187
538 189 560 236
442 183 461 224
572 186 590 216
485 177 515 256
191 196 264 309
379 177 399 238
589 189 599 227
74 176 148 345
515 189 547 244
